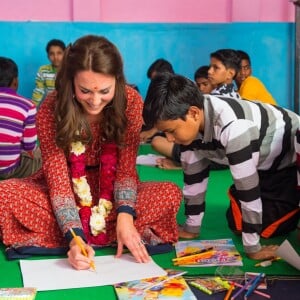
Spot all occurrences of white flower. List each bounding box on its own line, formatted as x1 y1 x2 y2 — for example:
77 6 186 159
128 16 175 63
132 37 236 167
90 210 106 236
70 139 114 237
71 141 85 155
92 203 106 216
99 198 113 213
72 177 92 206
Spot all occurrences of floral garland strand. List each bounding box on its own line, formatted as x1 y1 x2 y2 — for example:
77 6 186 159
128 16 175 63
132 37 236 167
70 141 117 245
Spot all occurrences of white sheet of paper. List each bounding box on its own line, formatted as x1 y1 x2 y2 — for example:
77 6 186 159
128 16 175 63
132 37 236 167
20 254 167 291
136 154 164 166
276 239 300 271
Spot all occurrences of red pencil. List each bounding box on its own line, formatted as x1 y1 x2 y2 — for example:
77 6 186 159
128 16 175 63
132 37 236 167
230 281 270 299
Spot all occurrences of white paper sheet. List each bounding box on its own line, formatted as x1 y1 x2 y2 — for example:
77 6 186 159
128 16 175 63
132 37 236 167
136 154 164 166
276 239 300 271
20 254 167 291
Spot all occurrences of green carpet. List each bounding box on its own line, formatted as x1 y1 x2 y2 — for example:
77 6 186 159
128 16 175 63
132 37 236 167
0 143 299 300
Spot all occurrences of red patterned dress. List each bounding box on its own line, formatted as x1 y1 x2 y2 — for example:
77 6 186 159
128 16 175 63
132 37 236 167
0 86 182 256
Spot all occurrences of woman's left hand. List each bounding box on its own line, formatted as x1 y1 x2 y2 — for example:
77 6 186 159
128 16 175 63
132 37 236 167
115 212 150 263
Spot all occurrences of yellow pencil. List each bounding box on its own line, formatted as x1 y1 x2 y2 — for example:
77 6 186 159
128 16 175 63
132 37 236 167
70 228 96 272
172 250 215 265
254 256 281 267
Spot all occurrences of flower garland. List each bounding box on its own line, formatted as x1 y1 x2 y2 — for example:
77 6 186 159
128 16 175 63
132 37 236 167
70 140 117 245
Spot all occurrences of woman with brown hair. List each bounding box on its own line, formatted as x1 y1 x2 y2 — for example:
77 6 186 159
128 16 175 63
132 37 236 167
0 35 182 269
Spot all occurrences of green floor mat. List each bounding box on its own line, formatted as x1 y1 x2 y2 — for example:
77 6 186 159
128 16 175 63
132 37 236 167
0 143 299 300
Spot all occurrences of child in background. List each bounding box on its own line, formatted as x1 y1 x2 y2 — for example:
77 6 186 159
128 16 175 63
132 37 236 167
32 39 66 108
146 58 174 80
194 65 215 94
140 58 181 169
235 50 277 105
0 57 41 179
208 49 241 99
143 72 300 260
141 58 175 140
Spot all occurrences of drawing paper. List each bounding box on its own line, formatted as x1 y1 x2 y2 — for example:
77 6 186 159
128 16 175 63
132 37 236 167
20 254 167 291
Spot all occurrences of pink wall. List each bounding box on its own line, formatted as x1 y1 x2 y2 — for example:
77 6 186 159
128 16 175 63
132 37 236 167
0 0 296 22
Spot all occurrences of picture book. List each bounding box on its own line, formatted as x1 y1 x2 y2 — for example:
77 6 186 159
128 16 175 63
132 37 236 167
0 287 37 300
174 239 243 267
186 276 230 295
114 269 197 299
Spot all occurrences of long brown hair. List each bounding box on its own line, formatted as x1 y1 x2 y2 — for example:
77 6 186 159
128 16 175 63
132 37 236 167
55 35 127 151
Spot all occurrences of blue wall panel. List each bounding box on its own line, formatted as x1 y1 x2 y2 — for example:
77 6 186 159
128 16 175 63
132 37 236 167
0 22 295 109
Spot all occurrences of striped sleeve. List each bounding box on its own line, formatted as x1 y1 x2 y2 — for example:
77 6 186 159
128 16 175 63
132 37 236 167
22 104 38 151
221 119 262 253
181 145 211 234
32 65 56 107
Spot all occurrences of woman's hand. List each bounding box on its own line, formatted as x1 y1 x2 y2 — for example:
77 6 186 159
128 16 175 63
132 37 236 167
246 245 278 260
67 236 95 270
115 212 150 263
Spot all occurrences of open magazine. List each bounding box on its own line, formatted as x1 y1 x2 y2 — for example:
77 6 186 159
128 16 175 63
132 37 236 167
114 269 197 300
174 238 243 267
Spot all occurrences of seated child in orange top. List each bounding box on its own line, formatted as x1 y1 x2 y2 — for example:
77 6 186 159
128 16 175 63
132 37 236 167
235 50 277 105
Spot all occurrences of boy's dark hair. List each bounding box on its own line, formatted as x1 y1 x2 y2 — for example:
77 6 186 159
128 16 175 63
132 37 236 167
143 73 204 128
0 57 18 87
46 39 66 53
147 58 174 79
236 50 251 66
194 65 209 81
210 49 241 78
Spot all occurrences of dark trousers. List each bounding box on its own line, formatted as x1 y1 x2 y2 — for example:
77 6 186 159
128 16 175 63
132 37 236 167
226 166 300 238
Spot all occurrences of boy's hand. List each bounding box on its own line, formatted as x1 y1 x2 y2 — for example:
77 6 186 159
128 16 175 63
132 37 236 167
178 225 199 239
246 244 278 260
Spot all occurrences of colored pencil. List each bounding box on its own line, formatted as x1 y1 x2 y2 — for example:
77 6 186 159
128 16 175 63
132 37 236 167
254 257 281 267
174 247 214 258
230 274 257 300
224 283 235 300
244 273 265 299
230 281 270 299
172 250 215 265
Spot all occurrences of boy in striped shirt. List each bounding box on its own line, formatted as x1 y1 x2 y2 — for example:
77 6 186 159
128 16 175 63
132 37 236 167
0 57 41 179
143 72 300 260
31 39 66 108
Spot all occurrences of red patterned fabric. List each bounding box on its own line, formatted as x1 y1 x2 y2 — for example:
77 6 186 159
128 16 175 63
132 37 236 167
0 86 182 249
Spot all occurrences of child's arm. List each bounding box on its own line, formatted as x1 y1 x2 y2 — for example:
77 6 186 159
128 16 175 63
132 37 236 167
180 151 211 238
140 127 158 142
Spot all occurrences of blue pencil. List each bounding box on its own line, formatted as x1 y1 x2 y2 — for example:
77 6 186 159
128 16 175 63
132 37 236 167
231 273 258 300
244 273 265 300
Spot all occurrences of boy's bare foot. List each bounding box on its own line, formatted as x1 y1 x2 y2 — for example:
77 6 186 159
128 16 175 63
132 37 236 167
178 225 199 239
156 158 181 170
246 245 278 260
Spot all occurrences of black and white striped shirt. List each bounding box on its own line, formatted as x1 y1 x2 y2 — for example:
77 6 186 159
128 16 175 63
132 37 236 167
181 95 300 253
